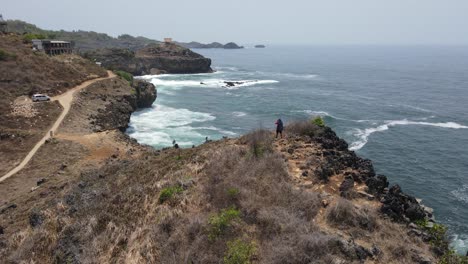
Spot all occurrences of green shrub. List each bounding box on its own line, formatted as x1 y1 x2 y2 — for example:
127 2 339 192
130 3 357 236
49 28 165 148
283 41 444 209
208 207 241 240
312 116 325 127
115 70 134 84
224 239 256 264
23 33 47 42
428 223 449 248
439 250 468 264
227 187 240 198
158 186 183 204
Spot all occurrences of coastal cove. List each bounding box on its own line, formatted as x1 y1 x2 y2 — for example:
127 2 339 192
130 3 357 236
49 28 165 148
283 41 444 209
127 45 468 254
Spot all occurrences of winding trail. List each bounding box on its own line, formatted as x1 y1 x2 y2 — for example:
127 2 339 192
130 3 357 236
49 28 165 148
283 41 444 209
0 71 116 183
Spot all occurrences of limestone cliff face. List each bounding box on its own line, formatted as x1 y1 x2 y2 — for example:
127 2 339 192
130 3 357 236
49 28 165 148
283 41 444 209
93 79 156 132
133 80 157 108
84 43 212 75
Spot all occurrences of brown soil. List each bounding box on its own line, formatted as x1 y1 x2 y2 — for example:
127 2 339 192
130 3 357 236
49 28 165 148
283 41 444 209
0 33 108 176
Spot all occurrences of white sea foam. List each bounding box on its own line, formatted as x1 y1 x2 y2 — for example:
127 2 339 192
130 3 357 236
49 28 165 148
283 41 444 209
295 110 362 122
127 104 217 147
232 111 247 117
195 126 238 136
451 185 468 204
255 71 319 79
215 66 239 71
128 104 238 147
138 71 224 80
130 104 215 129
148 77 278 90
349 120 468 151
451 233 468 255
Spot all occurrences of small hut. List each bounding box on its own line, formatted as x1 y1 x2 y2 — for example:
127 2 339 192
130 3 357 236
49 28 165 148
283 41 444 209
0 14 7 33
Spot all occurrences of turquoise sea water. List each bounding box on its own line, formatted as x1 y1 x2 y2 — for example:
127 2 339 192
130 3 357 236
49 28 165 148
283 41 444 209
127 46 468 254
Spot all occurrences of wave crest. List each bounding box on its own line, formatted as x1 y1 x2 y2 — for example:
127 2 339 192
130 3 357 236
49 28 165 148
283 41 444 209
349 120 468 151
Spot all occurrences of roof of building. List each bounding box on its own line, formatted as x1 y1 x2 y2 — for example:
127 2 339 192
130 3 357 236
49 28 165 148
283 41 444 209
32 39 71 44
49 40 70 44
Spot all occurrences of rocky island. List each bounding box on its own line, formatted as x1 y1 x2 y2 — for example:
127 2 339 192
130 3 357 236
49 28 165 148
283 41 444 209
177 41 244 49
0 30 467 263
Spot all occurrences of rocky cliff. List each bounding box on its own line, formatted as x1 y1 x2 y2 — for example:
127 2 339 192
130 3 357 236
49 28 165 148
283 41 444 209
84 42 213 75
1 116 464 263
0 33 466 262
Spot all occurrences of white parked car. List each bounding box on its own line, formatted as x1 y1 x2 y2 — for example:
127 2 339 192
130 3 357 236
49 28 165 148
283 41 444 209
32 94 50 102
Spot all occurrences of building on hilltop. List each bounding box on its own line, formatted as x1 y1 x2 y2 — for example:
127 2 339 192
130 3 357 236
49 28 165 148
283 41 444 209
32 39 73 56
164 38 173 43
0 14 7 33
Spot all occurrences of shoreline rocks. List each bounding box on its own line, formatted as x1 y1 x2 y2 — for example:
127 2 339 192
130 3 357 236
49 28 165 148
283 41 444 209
308 125 431 224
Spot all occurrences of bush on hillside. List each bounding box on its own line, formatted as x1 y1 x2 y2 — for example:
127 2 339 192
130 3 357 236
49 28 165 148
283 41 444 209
208 207 241 240
224 239 257 264
22 33 47 42
158 185 183 204
286 119 322 137
115 70 133 84
312 116 325 127
326 198 378 231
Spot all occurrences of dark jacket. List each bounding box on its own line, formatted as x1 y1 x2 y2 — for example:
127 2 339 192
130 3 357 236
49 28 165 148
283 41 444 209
275 119 284 131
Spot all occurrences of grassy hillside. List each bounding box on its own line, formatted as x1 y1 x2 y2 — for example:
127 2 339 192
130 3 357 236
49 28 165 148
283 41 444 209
7 20 160 51
0 33 107 175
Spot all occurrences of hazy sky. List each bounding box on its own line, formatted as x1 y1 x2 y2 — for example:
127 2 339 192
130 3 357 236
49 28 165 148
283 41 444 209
3 0 468 45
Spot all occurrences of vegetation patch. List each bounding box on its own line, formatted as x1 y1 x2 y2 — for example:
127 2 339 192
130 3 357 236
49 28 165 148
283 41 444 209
224 239 257 264
227 187 240 198
242 129 273 158
326 198 377 231
439 250 468 264
286 119 323 137
115 70 133 84
312 116 325 127
158 185 184 204
22 33 47 42
208 207 241 240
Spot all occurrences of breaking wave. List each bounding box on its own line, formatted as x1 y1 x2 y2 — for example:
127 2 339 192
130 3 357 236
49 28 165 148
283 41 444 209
349 120 468 151
144 77 278 90
127 104 218 147
256 71 319 79
232 111 247 117
295 110 373 123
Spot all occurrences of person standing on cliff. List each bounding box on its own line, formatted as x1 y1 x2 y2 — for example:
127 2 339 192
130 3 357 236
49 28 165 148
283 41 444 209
275 118 284 138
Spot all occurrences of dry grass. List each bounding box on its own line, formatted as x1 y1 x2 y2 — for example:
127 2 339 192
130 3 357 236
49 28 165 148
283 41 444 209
0 129 441 263
326 198 378 232
285 119 323 137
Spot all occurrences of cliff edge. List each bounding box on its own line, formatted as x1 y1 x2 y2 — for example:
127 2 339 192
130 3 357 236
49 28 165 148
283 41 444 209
84 42 213 75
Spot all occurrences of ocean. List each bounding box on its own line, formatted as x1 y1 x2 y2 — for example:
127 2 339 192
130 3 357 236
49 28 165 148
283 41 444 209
127 45 468 254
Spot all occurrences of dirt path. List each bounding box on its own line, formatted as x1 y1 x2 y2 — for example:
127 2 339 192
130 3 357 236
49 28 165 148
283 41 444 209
0 71 116 183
